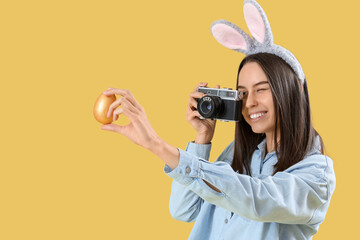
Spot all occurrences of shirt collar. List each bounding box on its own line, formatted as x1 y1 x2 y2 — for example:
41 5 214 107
256 135 322 158
257 138 267 152
256 138 276 160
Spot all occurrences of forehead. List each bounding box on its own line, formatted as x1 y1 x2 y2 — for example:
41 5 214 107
238 62 268 87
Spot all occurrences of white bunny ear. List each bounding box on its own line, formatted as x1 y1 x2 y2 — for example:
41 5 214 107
243 0 273 45
210 20 253 54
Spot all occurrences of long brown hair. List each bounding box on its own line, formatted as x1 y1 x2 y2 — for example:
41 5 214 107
232 53 323 176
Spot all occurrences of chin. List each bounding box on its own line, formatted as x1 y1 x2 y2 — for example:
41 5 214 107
251 127 265 134
249 123 272 134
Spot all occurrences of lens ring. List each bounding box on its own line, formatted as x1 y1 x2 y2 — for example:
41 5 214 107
197 96 222 118
200 100 212 114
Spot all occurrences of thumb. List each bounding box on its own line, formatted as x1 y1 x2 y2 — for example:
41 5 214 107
101 123 124 134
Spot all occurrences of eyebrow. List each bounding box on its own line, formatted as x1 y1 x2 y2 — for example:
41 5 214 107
238 81 269 89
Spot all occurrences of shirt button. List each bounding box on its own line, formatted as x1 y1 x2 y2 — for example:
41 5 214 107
185 167 191 174
224 218 228 224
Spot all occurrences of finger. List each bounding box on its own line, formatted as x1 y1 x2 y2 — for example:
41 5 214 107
101 123 125 134
191 110 201 118
186 105 200 116
107 98 123 118
187 110 202 122
189 90 206 111
186 104 195 115
193 82 208 91
188 97 198 111
190 91 205 99
108 97 138 118
110 99 136 123
113 107 123 121
102 87 115 96
215 85 220 89
186 108 198 120
112 106 136 121
103 88 141 109
121 97 138 115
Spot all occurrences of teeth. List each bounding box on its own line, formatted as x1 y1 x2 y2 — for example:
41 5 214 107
250 112 265 119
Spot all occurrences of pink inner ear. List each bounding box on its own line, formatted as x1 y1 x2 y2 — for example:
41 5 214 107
212 24 247 50
244 3 265 43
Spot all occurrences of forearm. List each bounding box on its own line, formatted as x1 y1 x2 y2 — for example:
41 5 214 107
195 134 212 145
149 137 180 170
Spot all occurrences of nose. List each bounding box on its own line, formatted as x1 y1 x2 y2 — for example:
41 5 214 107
244 91 257 109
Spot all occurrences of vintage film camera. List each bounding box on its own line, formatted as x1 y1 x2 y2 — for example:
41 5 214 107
197 87 242 122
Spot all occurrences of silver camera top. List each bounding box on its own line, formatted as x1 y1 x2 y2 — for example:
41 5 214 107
198 87 241 101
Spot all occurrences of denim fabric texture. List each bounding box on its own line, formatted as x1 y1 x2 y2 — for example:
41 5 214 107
164 138 336 240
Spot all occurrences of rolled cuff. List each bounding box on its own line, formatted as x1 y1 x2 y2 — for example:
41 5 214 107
185 141 212 160
164 145 210 185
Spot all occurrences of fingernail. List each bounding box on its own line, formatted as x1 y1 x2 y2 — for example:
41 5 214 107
103 88 112 93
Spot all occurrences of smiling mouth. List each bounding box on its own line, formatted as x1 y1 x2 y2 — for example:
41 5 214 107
249 112 267 121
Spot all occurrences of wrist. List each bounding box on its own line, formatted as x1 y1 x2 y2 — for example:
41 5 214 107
147 135 162 152
149 136 180 169
195 134 212 144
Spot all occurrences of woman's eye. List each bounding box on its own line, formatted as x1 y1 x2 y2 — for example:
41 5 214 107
239 91 247 99
256 88 268 92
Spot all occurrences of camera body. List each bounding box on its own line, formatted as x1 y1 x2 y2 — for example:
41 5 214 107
197 87 242 122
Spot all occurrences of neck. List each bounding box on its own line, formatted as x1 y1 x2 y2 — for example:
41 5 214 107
265 129 280 153
265 136 275 154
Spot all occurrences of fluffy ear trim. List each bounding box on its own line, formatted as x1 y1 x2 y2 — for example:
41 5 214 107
210 20 252 54
244 0 273 44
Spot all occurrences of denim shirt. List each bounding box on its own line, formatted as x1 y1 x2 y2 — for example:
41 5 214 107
164 138 336 240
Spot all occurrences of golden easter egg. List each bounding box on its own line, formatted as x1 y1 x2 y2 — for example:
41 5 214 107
93 93 116 124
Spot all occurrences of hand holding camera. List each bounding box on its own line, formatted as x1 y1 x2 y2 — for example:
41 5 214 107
187 82 242 144
186 82 219 144
197 86 241 122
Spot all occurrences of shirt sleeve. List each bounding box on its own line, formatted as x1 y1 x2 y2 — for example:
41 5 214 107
166 147 336 225
164 142 212 222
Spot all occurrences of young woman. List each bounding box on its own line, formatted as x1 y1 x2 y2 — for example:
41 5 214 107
101 52 336 239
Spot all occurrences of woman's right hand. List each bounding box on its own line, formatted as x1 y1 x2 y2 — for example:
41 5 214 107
186 82 220 144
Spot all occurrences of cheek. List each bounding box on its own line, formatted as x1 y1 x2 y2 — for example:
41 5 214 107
241 99 247 111
266 102 277 126
241 102 248 118
264 95 275 113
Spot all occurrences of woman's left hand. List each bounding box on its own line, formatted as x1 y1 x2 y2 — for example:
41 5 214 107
101 88 160 150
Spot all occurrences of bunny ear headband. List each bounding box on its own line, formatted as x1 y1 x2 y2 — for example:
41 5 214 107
210 0 305 83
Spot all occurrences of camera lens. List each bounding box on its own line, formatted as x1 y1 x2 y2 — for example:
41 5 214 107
200 101 212 114
197 95 223 119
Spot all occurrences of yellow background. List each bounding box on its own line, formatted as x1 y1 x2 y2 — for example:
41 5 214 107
0 0 358 239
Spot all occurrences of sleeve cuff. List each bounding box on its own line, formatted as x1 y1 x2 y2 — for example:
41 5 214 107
185 141 212 160
164 148 209 185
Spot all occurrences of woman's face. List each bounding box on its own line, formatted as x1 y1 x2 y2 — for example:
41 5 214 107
238 62 276 136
